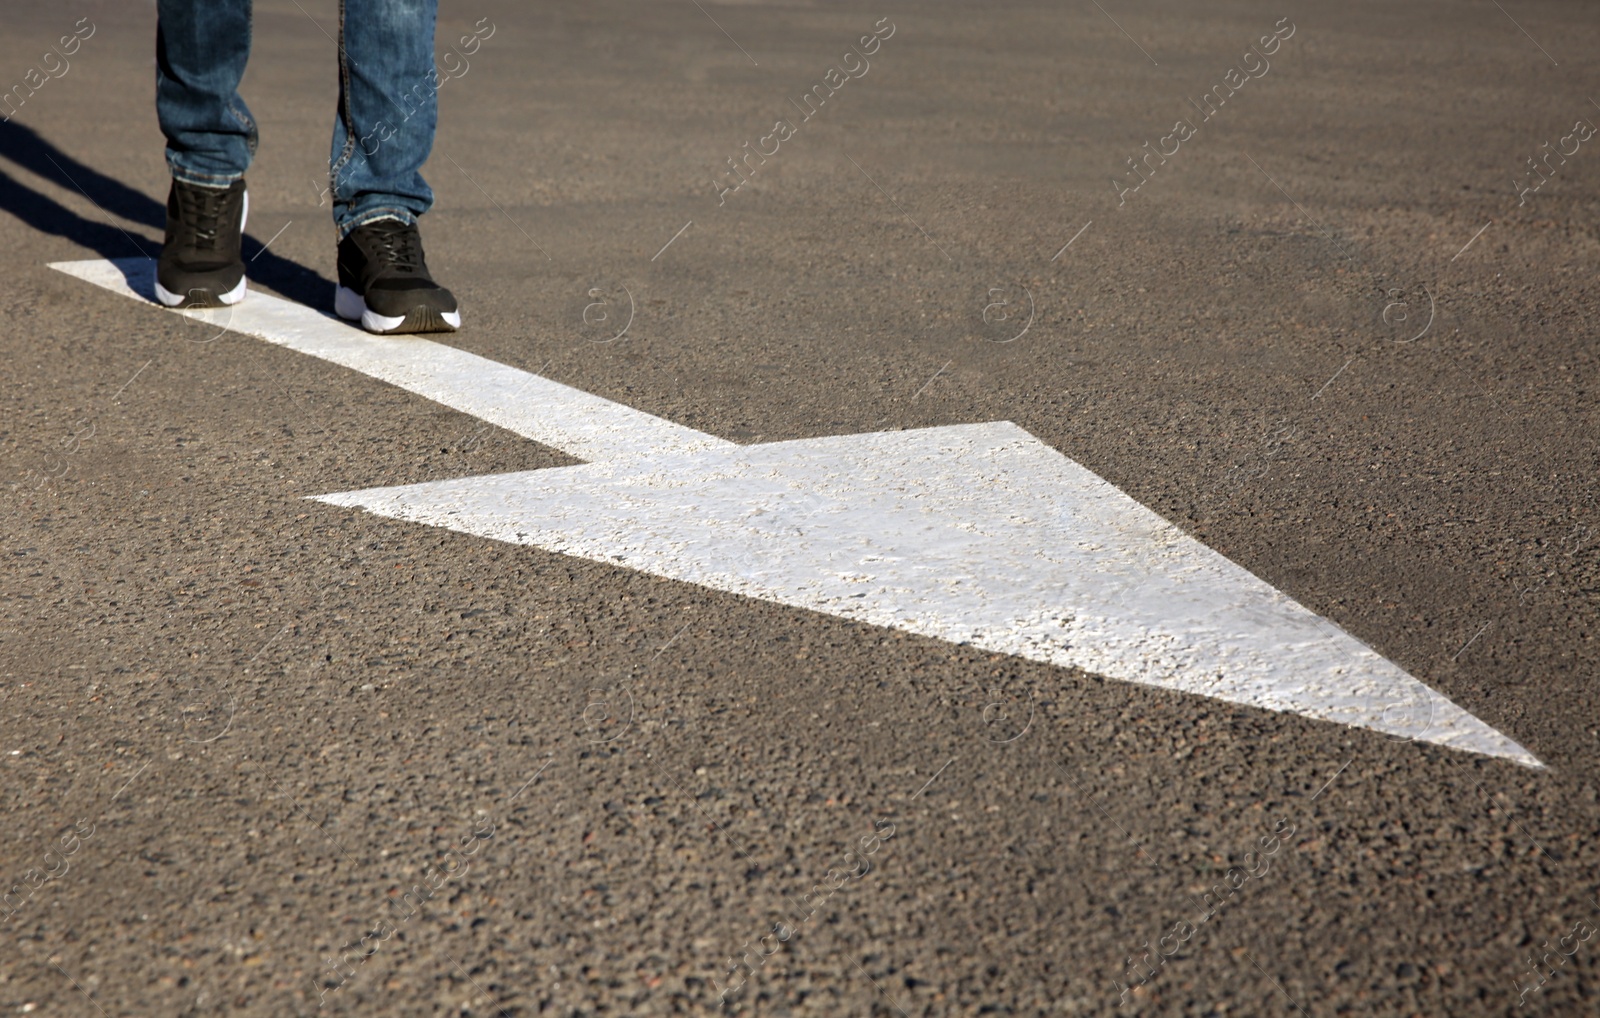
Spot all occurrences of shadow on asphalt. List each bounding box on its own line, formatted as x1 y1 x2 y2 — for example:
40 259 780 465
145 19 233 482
0 118 332 308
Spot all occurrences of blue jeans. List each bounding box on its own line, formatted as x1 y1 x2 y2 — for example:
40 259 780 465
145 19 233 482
156 0 438 238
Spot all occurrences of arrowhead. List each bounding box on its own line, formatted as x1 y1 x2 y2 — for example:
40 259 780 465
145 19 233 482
316 422 1542 768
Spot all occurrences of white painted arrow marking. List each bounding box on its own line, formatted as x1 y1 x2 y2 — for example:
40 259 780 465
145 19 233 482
52 258 1542 768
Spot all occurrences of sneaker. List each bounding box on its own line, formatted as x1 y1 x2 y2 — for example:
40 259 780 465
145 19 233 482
334 218 460 334
155 178 248 308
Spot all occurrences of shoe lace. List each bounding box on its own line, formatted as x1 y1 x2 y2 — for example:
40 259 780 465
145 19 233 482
177 185 232 251
364 220 424 274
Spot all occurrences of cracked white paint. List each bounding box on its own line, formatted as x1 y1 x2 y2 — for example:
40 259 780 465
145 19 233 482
53 257 1543 768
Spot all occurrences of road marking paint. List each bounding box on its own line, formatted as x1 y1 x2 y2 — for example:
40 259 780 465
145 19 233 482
310 423 1541 766
54 257 1543 768
50 258 727 463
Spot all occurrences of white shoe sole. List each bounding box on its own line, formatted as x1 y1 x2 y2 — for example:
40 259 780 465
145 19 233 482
335 284 461 334
155 274 247 308
155 189 250 308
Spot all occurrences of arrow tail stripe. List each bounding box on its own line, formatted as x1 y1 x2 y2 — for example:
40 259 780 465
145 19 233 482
48 258 729 463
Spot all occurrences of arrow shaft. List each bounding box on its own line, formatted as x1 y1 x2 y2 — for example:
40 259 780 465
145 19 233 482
49 259 729 464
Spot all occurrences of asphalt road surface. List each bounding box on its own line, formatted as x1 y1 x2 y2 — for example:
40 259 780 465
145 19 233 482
4 1 1600 1015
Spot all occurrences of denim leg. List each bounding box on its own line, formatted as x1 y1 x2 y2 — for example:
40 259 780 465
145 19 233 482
330 0 438 239
156 0 257 186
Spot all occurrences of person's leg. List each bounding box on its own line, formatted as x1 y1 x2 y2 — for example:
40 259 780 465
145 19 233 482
329 0 436 237
329 0 459 334
154 0 253 307
156 0 256 186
